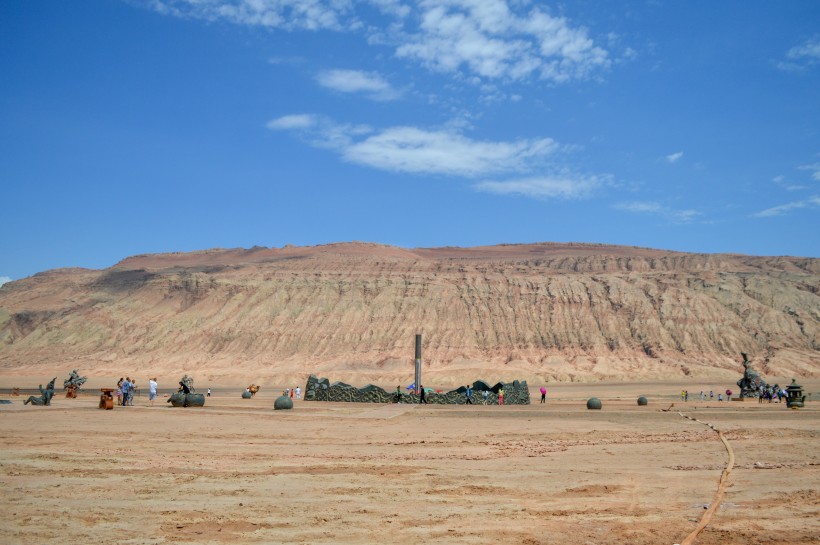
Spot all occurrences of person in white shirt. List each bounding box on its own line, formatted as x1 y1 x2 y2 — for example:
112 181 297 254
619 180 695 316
295 386 301 400
148 378 158 406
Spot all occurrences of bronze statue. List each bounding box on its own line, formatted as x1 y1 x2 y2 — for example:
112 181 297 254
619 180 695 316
24 377 57 406
736 353 769 398
63 369 87 398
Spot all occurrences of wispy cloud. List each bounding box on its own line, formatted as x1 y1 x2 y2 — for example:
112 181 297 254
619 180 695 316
148 0 358 31
753 196 820 218
777 36 820 71
148 1 611 84
343 126 557 177
266 114 318 130
269 114 594 181
614 201 700 223
798 162 820 182
474 174 602 199
316 69 400 101
395 2 609 83
665 151 683 164
0 276 11 287
772 174 805 192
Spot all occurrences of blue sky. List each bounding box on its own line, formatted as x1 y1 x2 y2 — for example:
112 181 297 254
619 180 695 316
1 0 819 282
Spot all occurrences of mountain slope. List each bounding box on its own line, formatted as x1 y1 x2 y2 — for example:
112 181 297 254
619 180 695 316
1 242 818 385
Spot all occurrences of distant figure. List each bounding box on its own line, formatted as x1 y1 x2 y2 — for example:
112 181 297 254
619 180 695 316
465 385 473 405
395 386 402 403
148 378 158 406
419 386 427 404
207 388 211 397
718 393 723 402
482 390 489 404
290 387 295 399
684 390 688 402
122 377 132 406
295 386 301 400
540 386 547 404
178 381 190 394
709 390 714 400
116 378 124 406
700 391 705 401
725 389 732 402
498 387 504 405
681 390 686 402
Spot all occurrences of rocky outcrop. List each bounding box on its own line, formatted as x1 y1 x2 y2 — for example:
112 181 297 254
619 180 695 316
0 242 818 384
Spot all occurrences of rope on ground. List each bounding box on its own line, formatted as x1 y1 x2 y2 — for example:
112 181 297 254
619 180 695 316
676 412 735 545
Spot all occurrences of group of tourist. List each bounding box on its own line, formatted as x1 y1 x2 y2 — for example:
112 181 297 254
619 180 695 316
116 377 137 406
282 386 301 399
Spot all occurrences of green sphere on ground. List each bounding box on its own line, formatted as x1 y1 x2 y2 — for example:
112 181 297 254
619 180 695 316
586 397 602 410
637 396 648 406
274 396 293 410
241 390 252 399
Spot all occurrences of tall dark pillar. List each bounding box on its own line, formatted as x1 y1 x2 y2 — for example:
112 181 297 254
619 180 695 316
414 334 422 394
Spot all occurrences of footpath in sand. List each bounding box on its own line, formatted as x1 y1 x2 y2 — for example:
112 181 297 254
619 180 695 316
0 384 818 545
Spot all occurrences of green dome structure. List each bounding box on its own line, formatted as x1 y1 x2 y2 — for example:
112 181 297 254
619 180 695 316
274 396 293 410
586 397 602 410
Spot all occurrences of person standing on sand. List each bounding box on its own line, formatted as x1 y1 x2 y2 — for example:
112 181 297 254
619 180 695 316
498 387 504 405
540 386 547 403
121 377 131 406
116 378 124 406
465 385 473 405
148 377 157 406
296 386 301 400
709 390 714 401
419 386 427 404
482 390 489 405
290 387 295 399
207 388 211 397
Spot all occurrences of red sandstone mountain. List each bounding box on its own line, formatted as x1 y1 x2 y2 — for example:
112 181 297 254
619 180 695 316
0 242 818 386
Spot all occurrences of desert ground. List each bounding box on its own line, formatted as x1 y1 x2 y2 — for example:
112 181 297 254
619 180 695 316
1 380 818 545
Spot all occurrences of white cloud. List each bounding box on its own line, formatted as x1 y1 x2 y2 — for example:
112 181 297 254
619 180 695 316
395 1 609 83
0 276 11 287
778 36 820 71
772 174 806 192
316 69 400 100
666 151 683 164
798 162 820 182
753 196 820 218
343 126 557 176
266 114 318 130
269 114 603 184
615 201 700 223
148 1 611 84
474 175 600 199
148 0 358 31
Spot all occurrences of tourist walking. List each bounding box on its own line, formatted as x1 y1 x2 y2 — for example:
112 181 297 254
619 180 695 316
148 377 157 406
498 387 504 405
296 386 301 400
709 390 714 400
419 386 427 404
465 385 473 405
207 388 211 397
540 386 547 403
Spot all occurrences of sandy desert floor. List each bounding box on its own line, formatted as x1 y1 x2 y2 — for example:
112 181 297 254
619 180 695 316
1 382 818 545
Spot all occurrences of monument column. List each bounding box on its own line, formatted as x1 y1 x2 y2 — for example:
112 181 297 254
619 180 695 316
414 334 422 394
